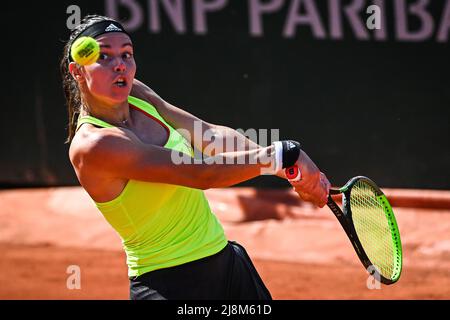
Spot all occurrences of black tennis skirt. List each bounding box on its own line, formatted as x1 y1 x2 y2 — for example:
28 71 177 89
129 241 272 300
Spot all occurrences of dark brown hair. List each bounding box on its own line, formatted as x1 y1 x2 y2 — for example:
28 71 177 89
60 15 121 144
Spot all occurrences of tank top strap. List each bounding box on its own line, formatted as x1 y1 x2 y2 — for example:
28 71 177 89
127 96 171 129
74 96 192 156
76 115 114 131
75 96 160 132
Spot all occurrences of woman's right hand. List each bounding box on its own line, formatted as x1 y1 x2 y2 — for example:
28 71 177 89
288 150 331 208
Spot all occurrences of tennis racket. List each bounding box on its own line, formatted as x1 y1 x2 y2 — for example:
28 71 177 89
285 166 403 285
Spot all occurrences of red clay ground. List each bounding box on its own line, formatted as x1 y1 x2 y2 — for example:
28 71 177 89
1 244 449 300
1 187 449 299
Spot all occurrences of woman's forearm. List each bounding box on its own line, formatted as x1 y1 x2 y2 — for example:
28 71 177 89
210 125 287 180
193 145 276 189
209 125 260 153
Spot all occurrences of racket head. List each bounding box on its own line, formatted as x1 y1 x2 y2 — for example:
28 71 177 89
333 176 403 285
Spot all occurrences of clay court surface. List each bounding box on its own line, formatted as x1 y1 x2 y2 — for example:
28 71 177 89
1 187 449 299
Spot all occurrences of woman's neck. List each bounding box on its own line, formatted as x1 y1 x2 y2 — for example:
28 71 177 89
80 94 133 127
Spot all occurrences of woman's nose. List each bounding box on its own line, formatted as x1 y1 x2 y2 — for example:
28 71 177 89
113 58 126 73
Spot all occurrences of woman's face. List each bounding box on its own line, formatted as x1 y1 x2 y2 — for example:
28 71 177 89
72 32 136 106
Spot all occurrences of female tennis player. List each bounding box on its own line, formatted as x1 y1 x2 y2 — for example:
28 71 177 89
61 15 330 300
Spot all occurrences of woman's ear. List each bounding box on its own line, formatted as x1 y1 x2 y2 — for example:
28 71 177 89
69 62 84 82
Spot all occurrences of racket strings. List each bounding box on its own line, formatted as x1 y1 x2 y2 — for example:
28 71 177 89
350 181 395 279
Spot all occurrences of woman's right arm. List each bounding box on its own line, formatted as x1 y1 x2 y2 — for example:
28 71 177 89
76 127 276 190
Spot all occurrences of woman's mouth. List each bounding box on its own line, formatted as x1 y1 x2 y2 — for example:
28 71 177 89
114 77 127 87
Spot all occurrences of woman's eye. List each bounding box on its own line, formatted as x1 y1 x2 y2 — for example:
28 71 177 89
99 53 108 60
123 52 133 59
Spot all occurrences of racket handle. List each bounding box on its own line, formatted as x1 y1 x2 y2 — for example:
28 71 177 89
285 165 302 182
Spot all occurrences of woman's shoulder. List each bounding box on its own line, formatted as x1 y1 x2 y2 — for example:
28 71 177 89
69 125 130 202
69 124 119 169
70 121 148 177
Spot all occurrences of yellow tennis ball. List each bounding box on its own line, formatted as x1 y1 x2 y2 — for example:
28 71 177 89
70 36 100 66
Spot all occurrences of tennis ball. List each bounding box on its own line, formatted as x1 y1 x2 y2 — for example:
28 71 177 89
70 36 100 66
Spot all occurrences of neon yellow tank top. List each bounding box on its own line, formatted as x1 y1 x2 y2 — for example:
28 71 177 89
76 96 228 278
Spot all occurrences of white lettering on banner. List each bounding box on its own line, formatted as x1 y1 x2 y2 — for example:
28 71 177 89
249 0 284 36
343 0 370 40
105 0 143 32
104 0 449 42
150 0 186 33
329 0 342 39
329 0 369 40
194 0 228 35
437 0 450 42
395 0 434 41
283 0 326 39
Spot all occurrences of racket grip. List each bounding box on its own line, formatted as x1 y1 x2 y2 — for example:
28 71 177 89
285 165 302 182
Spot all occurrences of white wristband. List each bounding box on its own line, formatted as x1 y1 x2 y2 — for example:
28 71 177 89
272 141 283 174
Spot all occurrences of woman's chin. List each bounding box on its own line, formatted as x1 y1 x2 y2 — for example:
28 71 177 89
109 88 131 101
